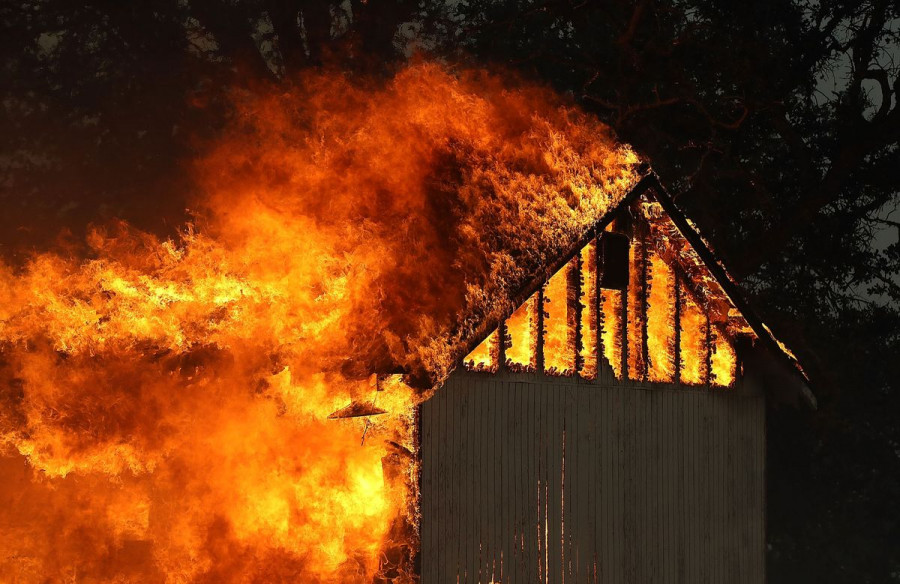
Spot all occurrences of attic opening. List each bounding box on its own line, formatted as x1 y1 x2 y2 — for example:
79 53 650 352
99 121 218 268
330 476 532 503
463 188 750 388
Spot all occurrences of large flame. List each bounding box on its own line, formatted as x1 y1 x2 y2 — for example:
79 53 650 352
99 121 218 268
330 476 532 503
0 63 639 582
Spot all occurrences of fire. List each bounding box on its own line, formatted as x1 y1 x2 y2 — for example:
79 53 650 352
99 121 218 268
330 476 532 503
542 262 576 375
504 295 539 370
679 292 709 385
0 63 639 582
578 241 598 379
600 288 624 378
627 233 646 380
464 329 499 371
646 251 676 383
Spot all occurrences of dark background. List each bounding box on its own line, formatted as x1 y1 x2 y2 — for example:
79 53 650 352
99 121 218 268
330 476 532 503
2 1 898 581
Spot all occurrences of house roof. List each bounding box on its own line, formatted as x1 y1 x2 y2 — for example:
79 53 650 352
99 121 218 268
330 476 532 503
451 171 816 409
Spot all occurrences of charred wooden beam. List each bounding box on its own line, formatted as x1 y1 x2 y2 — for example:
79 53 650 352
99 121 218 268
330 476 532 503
704 310 713 387
594 234 605 375
497 320 507 374
639 214 650 382
674 270 683 385
570 255 584 375
536 287 545 373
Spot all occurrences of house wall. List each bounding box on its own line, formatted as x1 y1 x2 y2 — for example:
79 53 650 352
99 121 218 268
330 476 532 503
419 371 766 584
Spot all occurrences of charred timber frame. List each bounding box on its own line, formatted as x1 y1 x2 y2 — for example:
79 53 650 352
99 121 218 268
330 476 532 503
648 177 813 403
446 171 658 381
442 172 812 407
674 271 683 383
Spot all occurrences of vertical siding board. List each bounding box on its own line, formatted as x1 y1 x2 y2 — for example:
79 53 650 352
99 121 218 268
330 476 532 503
478 378 486 583
600 386 610 584
473 377 481 584
738 399 745 582
677 390 687 584
595 386 603 584
701 394 712 584
577 384 586 584
757 398 766 584
567 384 578 583
713 395 722 584
655 391 663 584
486 378 495 582
596 386 604 584
664 390 672 584
629 386 638 584
525 379 535 584
449 379 459 582
510 381 522 584
688 392 699 584
438 381 448 583
496 381 503 582
710 394 717 584
443 379 453 583
501 380 510 584
635 389 645 584
727 399 739 583
602 385 612 584
494 381 502 584
481 379 490 584
615 384 626 584
524 380 535 583
640 389 648 584
503 380 513 584
671 390 681 584
548 383 561 584
471 377 478 584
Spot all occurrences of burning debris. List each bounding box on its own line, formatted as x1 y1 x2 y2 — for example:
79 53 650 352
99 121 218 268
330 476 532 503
0 63 640 583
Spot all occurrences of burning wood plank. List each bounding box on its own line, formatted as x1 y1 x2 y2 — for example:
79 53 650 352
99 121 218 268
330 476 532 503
327 400 388 419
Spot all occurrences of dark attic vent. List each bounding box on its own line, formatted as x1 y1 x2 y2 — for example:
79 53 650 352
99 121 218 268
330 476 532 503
598 231 629 289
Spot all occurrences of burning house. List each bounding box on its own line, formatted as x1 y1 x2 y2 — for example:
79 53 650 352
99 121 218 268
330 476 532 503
0 64 812 583
410 173 814 583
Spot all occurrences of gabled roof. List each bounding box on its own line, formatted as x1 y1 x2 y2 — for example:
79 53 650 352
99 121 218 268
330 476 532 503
453 171 816 409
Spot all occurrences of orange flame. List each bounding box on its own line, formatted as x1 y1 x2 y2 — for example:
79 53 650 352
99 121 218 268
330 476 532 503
599 289 623 379
627 235 646 380
646 251 676 383
710 325 737 387
579 241 598 379
504 294 539 371
0 62 640 582
679 292 709 385
542 261 576 375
